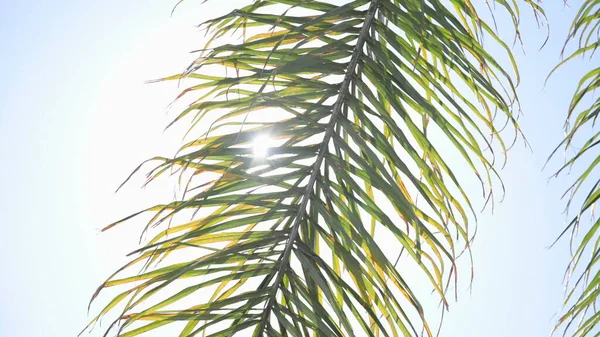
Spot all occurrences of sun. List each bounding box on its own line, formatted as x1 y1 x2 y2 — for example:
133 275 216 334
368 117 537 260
253 135 272 158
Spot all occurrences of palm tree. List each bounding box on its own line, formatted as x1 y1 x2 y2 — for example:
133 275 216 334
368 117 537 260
80 1 600 337
547 1 600 336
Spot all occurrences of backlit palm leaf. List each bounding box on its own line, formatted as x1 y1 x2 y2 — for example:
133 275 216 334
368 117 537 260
84 1 541 336
549 2 600 336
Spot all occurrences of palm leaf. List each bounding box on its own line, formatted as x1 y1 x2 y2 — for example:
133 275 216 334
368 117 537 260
548 2 600 336
84 1 542 336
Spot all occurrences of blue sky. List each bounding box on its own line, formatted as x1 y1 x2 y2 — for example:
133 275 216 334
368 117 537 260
0 1 593 336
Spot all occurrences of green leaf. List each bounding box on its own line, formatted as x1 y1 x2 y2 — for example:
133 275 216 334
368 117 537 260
84 1 542 336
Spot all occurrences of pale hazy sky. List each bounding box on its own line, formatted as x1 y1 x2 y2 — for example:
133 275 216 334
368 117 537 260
0 1 593 336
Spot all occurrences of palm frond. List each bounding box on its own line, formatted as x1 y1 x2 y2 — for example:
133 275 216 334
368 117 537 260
84 1 542 336
549 2 600 337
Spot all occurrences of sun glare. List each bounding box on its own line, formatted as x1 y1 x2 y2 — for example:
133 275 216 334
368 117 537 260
253 135 272 158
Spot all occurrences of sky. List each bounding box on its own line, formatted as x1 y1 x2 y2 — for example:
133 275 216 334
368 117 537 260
0 1 594 336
